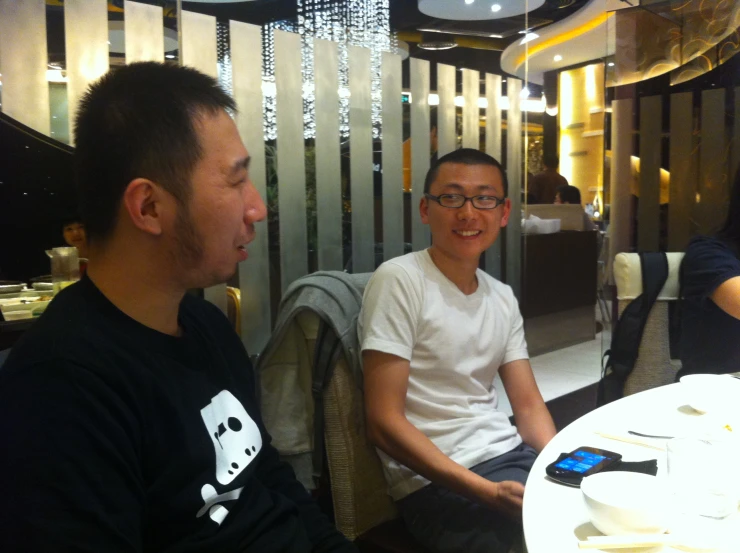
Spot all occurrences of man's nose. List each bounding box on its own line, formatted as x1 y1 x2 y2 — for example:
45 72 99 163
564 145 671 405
244 180 267 223
457 199 477 219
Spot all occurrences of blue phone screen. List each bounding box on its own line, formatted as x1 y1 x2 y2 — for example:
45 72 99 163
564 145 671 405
554 450 609 474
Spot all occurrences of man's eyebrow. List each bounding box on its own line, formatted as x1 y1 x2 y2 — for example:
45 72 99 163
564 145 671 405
440 183 498 192
230 156 251 175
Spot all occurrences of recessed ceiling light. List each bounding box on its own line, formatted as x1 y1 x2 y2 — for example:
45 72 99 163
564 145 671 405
465 0 475 4
490 34 502 38
491 3 502 11
554 54 563 62
607 62 615 67
165 54 176 59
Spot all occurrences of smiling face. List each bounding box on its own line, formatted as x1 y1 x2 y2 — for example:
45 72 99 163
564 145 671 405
63 222 86 250
420 162 510 267
170 110 267 289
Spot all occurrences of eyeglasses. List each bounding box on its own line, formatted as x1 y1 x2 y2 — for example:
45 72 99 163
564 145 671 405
424 193 506 210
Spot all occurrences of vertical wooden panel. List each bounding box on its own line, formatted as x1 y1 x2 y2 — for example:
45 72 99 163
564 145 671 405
381 51 404 261
506 78 522 297
65 0 109 146
462 69 479 149
274 30 308 291
436 63 456 158
348 45 374 273
733 87 740 183
181 10 217 78
231 20 270 354
315 39 343 270
124 0 165 63
485 73 503 280
0 0 50 135
610 98 634 275
697 88 727 236
182 9 222 310
638 95 661 252
410 58 430 252
668 92 694 251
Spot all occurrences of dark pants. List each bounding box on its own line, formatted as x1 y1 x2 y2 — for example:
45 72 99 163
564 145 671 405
397 443 537 553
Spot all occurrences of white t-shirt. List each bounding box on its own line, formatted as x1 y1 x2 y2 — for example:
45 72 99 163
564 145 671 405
358 249 529 500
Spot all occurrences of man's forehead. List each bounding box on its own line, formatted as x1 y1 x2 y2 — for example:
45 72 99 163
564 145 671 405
433 163 504 192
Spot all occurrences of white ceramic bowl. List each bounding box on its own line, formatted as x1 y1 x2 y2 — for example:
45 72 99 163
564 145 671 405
679 374 740 414
581 472 672 536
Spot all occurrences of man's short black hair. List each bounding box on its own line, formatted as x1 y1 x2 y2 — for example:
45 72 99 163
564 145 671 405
543 154 559 169
74 62 237 243
61 213 84 228
556 184 581 204
423 148 508 196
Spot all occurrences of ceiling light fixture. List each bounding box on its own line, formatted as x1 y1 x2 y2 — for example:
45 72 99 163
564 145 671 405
491 3 501 11
490 34 502 38
465 0 475 4
520 32 539 44
520 86 530 99
554 54 563 62
607 62 615 67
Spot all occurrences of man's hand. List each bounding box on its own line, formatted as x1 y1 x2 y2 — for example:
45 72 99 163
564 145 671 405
487 480 525 522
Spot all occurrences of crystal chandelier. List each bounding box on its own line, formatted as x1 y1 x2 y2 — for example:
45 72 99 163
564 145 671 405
261 0 395 141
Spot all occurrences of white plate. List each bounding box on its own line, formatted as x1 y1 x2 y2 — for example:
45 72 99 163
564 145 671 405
0 283 24 293
31 282 54 291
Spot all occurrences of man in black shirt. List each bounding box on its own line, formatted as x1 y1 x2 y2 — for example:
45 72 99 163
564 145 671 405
0 62 356 553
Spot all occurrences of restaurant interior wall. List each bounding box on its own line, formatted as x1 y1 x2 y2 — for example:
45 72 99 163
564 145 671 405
604 2 740 263
0 0 530 357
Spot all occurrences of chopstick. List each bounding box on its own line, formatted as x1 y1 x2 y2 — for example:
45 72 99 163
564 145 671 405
578 534 674 549
594 431 666 451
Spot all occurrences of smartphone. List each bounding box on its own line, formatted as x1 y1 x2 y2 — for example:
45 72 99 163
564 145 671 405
545 446 622 486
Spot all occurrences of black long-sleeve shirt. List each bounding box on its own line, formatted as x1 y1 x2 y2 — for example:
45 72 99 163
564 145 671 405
0 276 356 553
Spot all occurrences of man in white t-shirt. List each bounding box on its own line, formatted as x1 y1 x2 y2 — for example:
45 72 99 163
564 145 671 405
358 148 556 553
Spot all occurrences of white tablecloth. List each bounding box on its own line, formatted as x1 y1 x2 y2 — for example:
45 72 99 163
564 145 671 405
523 383 740 552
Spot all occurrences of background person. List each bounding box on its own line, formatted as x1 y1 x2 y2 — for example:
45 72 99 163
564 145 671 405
679 166 740 378
529 154 568 204
554 184 598 232
359 148 556 553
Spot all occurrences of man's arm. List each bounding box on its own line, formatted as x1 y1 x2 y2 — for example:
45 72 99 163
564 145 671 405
0 362 143 553
710 276 740 320
499 359 556 452
254 444 357 552
363 349 525 520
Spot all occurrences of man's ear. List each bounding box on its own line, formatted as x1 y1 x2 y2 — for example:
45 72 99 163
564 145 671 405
122 178 168 236
499 198 512 228
420 195 430 224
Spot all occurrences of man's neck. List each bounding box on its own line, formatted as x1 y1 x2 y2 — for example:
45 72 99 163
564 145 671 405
427 247 479 295
86 243 186 337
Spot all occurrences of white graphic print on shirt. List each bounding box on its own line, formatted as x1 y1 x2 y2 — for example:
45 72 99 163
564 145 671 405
197 390 263 524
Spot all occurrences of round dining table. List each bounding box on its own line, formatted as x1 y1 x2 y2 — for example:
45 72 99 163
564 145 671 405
523 382 740 552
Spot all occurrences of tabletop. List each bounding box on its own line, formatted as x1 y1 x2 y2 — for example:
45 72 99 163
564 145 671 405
523 383 740 553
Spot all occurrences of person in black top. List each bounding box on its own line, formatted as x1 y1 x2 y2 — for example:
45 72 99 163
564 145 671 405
0 62 356 553
679 167 740 378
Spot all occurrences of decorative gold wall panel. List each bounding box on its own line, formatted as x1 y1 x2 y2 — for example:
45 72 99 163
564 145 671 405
231 20 271 353
0 0 50 135
696 88 728 235
64 0 109 145
668 92 695 252
462 69 479 149
124 0 165 63
315 39 343 270
506 78 522 298
348 45 374 273
436 63 456 159
410 58 431 252
485 73 503 280
274 29 308 291
181 10 217 78
637 95 661 252
381 51 404 262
